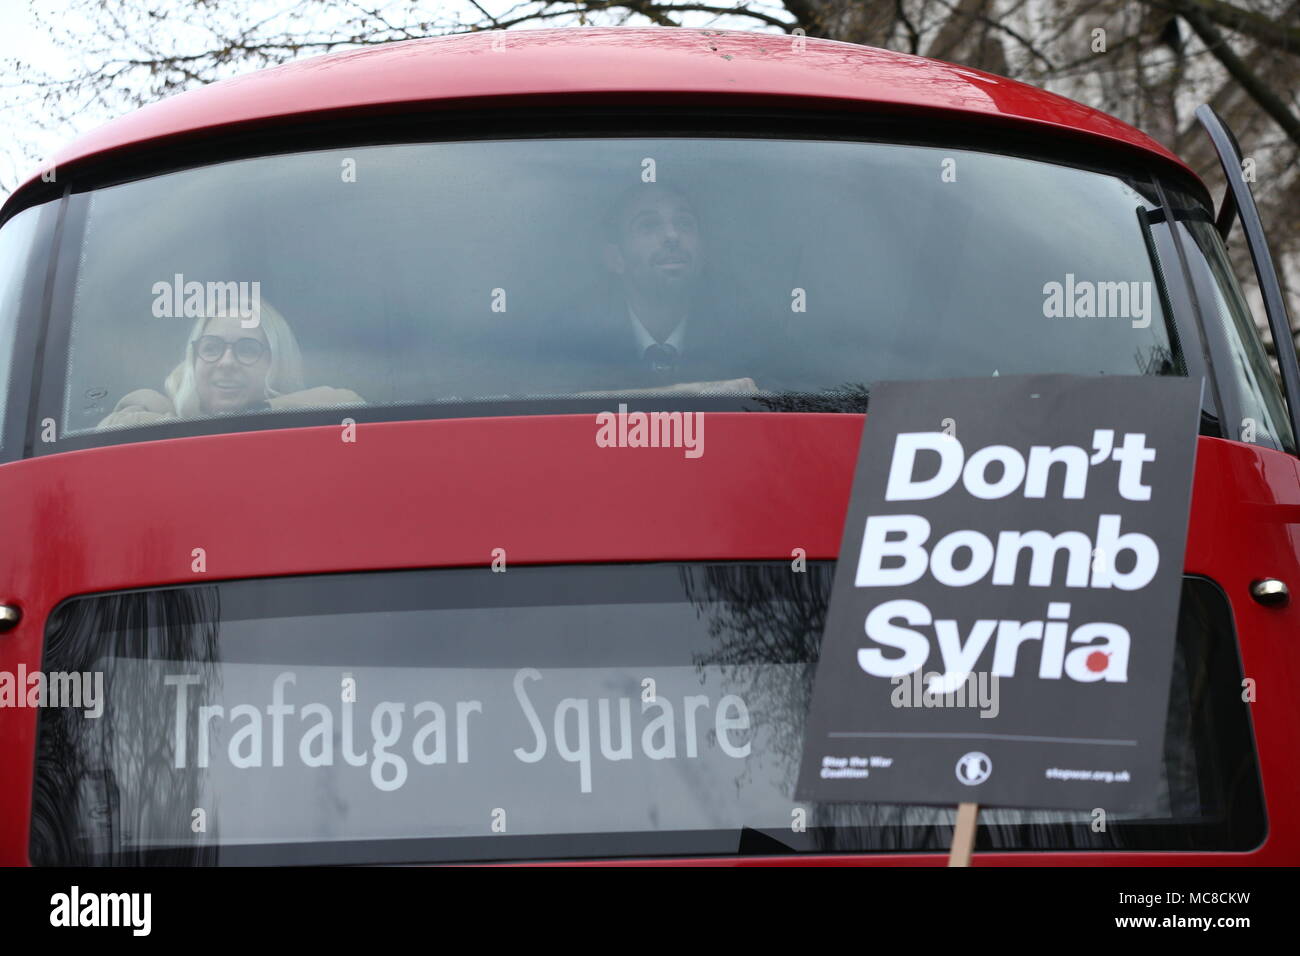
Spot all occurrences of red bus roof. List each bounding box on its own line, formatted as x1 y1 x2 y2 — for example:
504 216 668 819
7 27 1192 207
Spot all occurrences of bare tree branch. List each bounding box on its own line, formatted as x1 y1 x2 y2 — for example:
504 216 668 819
1175 0 1300 146
1144 0 1300 54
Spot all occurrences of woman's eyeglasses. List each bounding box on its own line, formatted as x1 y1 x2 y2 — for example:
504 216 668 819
195 335 266 365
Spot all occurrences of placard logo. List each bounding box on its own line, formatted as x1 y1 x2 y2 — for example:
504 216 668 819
956 752 992 785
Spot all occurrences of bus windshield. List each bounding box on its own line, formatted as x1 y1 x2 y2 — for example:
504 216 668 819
59 137 1180 438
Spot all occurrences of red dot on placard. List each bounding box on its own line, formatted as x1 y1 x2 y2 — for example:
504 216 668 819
1086 651 1110 672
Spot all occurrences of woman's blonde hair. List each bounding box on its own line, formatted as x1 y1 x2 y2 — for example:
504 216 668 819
165 299 305 418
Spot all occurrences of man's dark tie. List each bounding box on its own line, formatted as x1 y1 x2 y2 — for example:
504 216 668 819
644 343 679 375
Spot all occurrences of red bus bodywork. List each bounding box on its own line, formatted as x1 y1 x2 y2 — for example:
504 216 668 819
1 28 1297 865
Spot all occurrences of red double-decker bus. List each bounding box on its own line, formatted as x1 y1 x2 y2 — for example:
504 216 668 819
0 27 1297 866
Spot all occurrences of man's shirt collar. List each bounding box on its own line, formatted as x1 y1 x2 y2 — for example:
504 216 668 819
628 306 686 357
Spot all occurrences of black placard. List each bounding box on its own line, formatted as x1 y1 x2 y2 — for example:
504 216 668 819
796 374 1202 811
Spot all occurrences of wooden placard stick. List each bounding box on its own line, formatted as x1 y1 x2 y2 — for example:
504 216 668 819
947 802 978 867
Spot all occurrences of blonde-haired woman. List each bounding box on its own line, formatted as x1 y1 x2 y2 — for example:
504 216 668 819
98 301 363 429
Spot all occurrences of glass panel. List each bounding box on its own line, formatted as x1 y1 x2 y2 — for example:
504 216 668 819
31 565 1262 864
1181 213 1295 453
0 205 44 448
60 138 1180 441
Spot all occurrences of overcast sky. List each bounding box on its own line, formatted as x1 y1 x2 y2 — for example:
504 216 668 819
0 0 82 194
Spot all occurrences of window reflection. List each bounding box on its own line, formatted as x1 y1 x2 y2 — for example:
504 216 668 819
63 139 1180 440
31 565 1261 864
